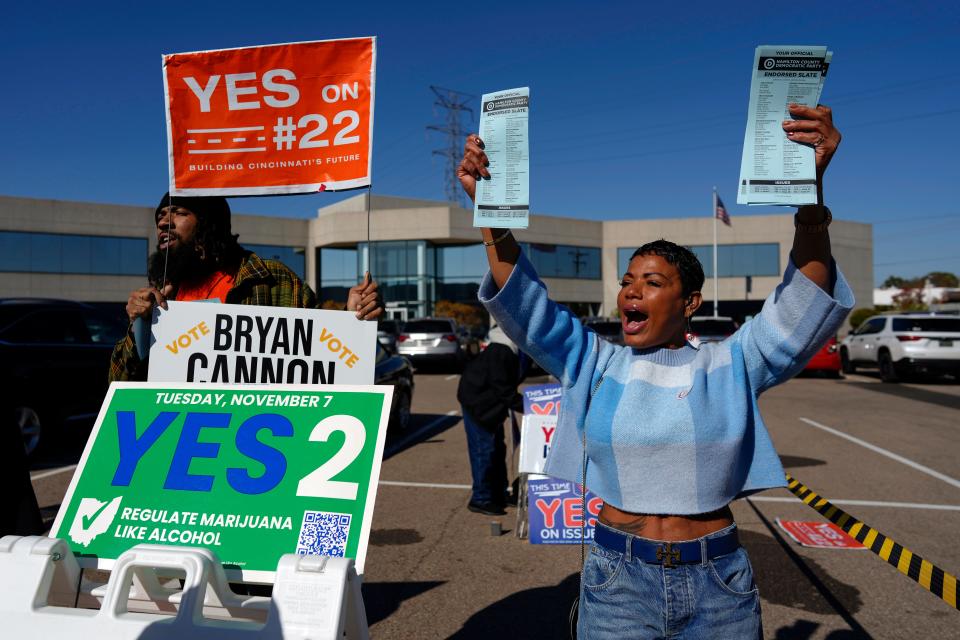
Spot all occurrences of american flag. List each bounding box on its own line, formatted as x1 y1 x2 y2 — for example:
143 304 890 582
715 193 731 226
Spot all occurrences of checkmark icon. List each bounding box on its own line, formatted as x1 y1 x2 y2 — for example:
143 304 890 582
68 496 123 547
81 499 113 529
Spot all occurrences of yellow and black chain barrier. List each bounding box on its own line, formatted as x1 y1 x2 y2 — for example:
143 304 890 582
785 474 958 610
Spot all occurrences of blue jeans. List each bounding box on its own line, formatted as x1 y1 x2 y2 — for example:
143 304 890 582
578 523 762 639
461 408 508 505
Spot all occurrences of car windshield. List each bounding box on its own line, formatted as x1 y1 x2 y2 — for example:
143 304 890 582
892 318 960 332
403 320 453 333
691 320 737 334
587 322 622 337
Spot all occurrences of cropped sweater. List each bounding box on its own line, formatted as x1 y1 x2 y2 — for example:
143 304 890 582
479 251 854 514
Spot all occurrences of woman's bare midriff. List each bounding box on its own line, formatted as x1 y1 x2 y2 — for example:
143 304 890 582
599 503 734 541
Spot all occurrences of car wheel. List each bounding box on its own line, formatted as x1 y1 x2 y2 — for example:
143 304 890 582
15 406 42 456
879 352 899 383
390 388 412 432
840 348 855 374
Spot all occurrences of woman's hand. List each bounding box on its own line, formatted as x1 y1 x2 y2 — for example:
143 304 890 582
347 272 384 321
782 103 841 179
125 285 172 323
456 135 491 203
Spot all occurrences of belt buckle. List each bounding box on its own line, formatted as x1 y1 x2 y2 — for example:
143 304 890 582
656 543 681 568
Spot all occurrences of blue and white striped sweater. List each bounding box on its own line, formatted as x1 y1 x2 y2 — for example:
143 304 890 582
480 251 854 514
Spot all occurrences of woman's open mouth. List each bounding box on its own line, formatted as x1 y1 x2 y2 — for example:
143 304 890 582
622 308 649 334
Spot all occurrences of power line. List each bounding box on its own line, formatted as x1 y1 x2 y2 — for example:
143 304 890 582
426 86 475 208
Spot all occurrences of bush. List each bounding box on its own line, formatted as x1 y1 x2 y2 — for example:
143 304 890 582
434 300 487 329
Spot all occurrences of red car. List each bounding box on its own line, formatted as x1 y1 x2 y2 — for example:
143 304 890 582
804 335 842 377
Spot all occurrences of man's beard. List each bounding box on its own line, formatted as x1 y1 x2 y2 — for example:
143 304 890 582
147 239 212 288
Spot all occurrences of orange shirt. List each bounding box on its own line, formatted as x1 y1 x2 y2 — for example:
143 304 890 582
175 271 235 303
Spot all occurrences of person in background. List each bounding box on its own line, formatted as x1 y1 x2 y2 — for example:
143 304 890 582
457 323 528 515
110 193 382 381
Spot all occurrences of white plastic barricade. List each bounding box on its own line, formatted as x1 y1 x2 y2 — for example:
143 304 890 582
0 535 367 639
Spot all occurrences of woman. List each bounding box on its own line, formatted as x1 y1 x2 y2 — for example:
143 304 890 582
457 104 852 638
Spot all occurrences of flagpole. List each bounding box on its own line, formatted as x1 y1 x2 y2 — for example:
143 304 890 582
712 186 719 318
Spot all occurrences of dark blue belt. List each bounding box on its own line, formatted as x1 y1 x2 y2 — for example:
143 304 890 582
594 524 740 568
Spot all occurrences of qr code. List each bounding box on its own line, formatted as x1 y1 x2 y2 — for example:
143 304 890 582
296 511 352 557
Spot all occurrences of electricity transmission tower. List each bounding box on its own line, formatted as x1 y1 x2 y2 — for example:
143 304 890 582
427 86 475 208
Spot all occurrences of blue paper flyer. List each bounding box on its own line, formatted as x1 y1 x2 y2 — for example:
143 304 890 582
737 46 831 206
474 87 529 229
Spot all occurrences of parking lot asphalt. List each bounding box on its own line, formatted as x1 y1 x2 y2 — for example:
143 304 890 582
29 370 960 638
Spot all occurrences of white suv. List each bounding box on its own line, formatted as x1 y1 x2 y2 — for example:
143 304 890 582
840 314 960 382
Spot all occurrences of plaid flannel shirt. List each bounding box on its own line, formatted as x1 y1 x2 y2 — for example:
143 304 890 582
108 252 325 382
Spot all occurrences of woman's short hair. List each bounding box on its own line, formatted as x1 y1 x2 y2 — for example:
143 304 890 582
630 240 705 297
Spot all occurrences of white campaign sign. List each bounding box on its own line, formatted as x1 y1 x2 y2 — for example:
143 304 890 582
518 414 558 475
148 302 377 385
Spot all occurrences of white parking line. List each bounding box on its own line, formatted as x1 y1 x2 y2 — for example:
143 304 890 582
746 496 960 511
30 464 78 481
799 416 960 490
444 374 460 381
380 480 471 490
385 410 460 455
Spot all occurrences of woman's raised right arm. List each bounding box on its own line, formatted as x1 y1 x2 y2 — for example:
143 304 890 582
457 134 603 386
457 135 521 288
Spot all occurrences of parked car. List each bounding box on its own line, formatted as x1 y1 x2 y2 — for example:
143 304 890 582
688 316 739 344
804 335 842 377
374 342 415 432
840 313 960 382
396 317 463 367
377 319 402 353
583 317 624 346
0 299 127 456
457 325 484 358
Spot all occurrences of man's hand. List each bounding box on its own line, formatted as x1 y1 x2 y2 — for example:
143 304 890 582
347 272 383 321
457 135 490 203
125 285 173 323
782 103 841 178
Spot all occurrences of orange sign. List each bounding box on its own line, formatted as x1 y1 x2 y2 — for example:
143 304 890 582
163 38 375 196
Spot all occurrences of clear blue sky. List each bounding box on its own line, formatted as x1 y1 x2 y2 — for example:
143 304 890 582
3 0 958 286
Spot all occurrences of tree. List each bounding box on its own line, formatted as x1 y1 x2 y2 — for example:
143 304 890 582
925 271 959 288
434 300 487 329
881 271 958 289
892 287 927 312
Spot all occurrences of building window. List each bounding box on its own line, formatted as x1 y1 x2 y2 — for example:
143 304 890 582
317 247 359 303
618 243 780 278
244 244 306 279
521 243 600 280
690 243 780 277
437 243 486 302
0 231 147 276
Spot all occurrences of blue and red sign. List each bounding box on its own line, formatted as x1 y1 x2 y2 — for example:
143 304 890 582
528 476 601 545
522 383 562 415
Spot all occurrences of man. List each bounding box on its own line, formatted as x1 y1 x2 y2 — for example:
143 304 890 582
110 193 382 381
456 324 528 516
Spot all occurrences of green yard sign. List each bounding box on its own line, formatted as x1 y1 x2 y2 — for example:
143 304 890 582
50 382 392 582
